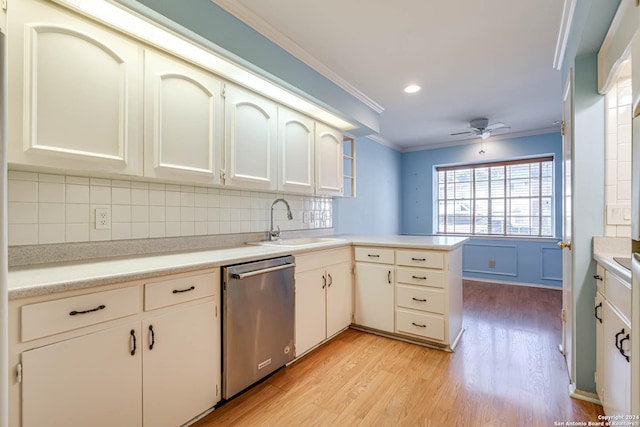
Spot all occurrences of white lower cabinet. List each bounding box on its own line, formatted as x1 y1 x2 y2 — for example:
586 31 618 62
294 248 352 357
354 262 395 333
12 269 221 427
594 263 632 416
353 245 463 350
142 301 220 427
22 322 143 427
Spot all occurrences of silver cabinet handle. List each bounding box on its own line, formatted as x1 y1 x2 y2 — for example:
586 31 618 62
232 262 296 280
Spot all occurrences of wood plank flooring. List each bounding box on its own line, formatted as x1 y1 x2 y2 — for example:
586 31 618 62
194 281 603 426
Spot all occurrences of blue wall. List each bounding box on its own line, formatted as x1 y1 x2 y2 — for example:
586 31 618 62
401 133 563 288
334 137 402 235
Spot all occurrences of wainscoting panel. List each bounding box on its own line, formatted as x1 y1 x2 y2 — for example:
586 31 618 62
463 243 518 276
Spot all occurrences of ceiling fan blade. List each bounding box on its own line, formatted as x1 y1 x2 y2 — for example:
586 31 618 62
450 131 475 136
486 122 507 130
490 126 511 134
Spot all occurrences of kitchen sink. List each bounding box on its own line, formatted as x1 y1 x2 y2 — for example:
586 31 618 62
249 237 345 247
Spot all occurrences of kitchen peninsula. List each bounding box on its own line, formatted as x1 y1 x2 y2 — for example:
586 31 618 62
7 234 467 427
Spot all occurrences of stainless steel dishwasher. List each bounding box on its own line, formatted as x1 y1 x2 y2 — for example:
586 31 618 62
221 256 295 399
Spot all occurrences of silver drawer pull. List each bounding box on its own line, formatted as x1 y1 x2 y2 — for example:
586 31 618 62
367 254 380 258
233 262 295 280
412 257 426 261
412 322 427 328
412 276 427 280
412 297 427 302
69 304 106 316
173 285 195 294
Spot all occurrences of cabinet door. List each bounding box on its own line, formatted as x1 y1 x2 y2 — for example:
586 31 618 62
22 322 142 427
278 106 315 194
326 262 353 338
144 50 222 184
224 85 277 190
295 268 327 356
8 0 141 175
354 263 394 333
143 301 220 427
602 301 631 416
315 122 344 196
595 292 604 400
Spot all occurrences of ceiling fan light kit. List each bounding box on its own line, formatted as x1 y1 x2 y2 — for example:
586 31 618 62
450 117 510 140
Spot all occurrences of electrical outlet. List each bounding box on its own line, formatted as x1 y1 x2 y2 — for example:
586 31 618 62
95 208 111 230
488 260 496 268
303 211 310 223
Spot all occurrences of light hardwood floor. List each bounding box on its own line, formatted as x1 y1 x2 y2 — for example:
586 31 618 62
194 281 603 426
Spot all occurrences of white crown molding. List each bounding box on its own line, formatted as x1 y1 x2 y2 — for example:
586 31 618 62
400 127 561 153
553 0 577 70
212 0 385 114
597 0 635 94
360 134 402 152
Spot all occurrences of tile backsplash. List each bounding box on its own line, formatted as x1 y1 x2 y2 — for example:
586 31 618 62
604 62 632 238
7 171 333 246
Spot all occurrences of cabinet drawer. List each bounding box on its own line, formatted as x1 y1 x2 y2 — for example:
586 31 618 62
596 263 605 295
396 267 445 288
145 271 218 311
396 309 445 341
21 286 140 342
396 250 444 269
396 285 445 314
354 247 394 264
295 247 351 273
605 270 631 322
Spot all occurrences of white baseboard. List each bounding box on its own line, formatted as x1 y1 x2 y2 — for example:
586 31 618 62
569 383 602 405
462 276 562 291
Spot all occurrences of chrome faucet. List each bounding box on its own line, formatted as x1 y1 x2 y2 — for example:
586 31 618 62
270 198 293 240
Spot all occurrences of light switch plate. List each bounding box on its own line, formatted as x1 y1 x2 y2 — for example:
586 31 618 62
606 204 632 225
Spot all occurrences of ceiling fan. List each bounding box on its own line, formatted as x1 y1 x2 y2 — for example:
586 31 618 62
450 118 510 140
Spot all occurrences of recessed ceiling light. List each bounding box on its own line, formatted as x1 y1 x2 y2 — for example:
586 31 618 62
404 84 421 94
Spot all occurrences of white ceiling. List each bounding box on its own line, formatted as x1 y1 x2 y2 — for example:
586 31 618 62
213 0 564 150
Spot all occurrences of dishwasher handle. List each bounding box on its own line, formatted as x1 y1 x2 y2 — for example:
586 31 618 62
232 262 296 280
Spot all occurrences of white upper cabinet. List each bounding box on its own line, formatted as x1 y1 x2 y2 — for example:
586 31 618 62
277 107 315 194
143 49 223 184
8 0 141 175
223 85 278 190
315 122 344 196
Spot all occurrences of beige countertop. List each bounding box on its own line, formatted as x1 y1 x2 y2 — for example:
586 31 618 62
8 235 468 300
592 236 632 283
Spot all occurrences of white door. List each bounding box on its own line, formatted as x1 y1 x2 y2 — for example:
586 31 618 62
315 122 343 196
142 301 220 427
294 268 327 356
22 323 142 427
326 262 353 338
223 85 277 190
278 106 315 194
354 263 394 333
144 49 222 184
8 0 141 175
559 70 574 383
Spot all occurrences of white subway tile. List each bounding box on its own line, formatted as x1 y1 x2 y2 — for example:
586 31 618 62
195 207 207 222
219 221 231 234
8 180 38 202
90 178 111 187
132 189 149 205
195 192 208 208
112 205 132 223
8 171 38 182
181 191 195 207
166 191 181 207
8 202 38 224
166 206 180 222
112 187 131 205
66 204 90 223
9 224 38 246
181 221 195 236
112 223 132 240
132 205 149 223
149 183 165 191
111 179 131 188
618 181 631 201
149 222 166 238
207 208 219 221
66 223 90 243
39 173 65 183
194 222 208 236
207 193 220 207
149 190 166 206
132 223 149 239
149 206 166 222
39 224 65 244
166 222 181 237
39 203 65 224
131 181 149 190
39 182 65 203
617 161 632 182
166 184 181 193
66 184 90 204
90 185 111 204
207 222 220 234
66 176 90 185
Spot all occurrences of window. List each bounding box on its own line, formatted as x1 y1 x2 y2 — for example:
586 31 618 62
436 156 554 237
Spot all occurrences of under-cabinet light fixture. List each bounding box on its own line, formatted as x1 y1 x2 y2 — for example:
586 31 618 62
55 0 356 131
